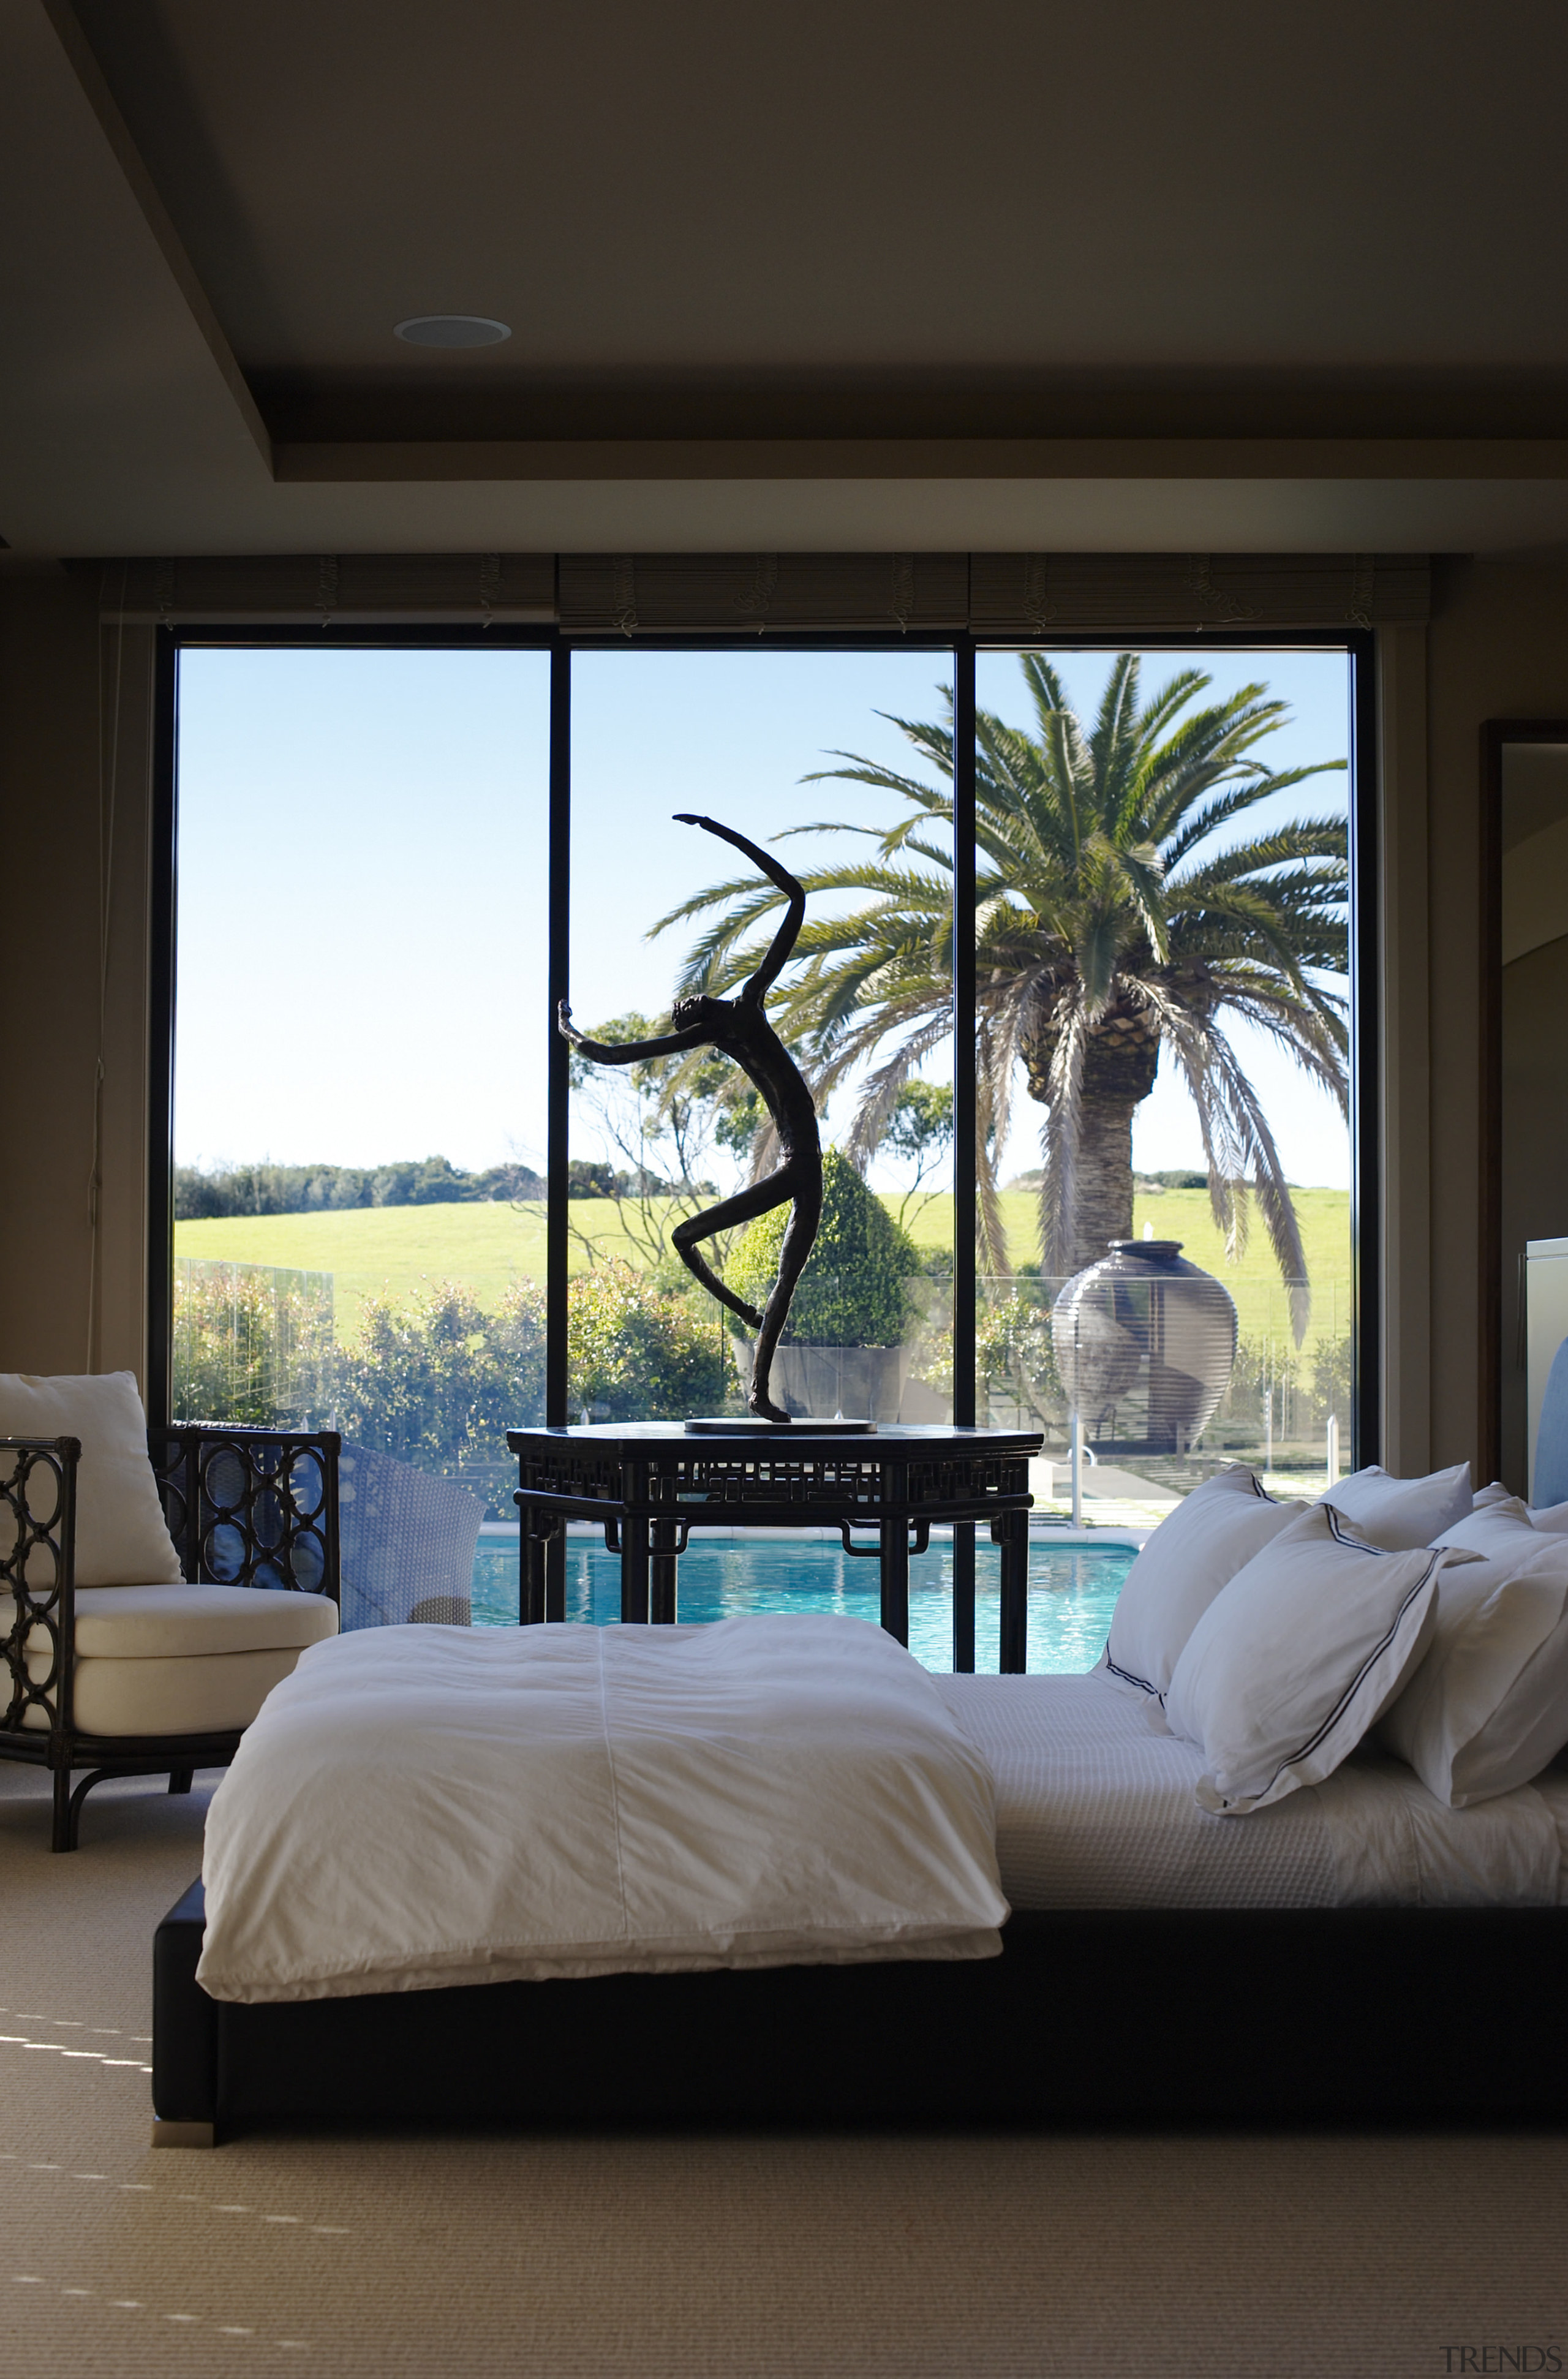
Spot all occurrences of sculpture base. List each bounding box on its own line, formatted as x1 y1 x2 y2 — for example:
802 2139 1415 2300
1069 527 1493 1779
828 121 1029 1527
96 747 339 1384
682 1416 878 1435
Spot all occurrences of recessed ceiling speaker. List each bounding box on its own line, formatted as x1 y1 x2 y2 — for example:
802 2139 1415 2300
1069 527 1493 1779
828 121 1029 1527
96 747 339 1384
393 316 512 348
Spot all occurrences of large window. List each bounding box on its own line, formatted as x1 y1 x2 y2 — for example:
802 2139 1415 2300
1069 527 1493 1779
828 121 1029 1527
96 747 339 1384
171 645 551 1521
164 630 1363 1663
970 646 1354 1530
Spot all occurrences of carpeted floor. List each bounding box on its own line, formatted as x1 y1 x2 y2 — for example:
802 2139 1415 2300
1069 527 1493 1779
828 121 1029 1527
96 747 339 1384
2 1759 1566 2377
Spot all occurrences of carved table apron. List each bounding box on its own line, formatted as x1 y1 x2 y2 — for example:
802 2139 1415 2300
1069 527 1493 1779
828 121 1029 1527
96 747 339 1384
505 1422 1045 1670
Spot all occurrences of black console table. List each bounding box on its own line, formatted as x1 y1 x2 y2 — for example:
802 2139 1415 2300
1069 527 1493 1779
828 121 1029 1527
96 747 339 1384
506 1422 1044 1671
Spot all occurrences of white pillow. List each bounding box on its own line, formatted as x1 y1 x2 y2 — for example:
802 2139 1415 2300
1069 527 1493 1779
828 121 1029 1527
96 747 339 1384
1433 1498 1537 1556
1164 1502 1446 1814
1471 1479 1568 1537
1098 1467 1296 1702
0 1372 183 1588
1379 1531 1568 1806
1318 1460 1472 1550
1475 1475 1568 1532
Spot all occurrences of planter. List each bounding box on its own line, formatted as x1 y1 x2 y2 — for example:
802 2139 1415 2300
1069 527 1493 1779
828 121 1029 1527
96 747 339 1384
731 1337 911 1423
1050 1240 1237 1455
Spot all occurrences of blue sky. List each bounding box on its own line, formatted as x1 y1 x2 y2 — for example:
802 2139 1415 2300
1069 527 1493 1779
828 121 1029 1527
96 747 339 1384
175 640 1351 1192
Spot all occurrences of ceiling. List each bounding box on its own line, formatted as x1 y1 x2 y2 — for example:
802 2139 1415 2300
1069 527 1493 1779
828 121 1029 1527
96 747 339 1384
8 0 1568 559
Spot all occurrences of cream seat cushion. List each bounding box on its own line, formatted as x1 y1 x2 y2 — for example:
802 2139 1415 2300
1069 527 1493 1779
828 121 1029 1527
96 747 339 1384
24 1648 309 1737
4 1584 339 1737
0 1371 183 1586
1 1583 339 1659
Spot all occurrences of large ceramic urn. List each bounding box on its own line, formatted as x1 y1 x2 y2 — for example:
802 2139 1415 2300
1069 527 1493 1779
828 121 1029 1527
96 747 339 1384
1050 1240 1237 1454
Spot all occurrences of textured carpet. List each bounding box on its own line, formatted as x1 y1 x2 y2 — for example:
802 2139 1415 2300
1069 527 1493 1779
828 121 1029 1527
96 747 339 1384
2 1758 1566 2377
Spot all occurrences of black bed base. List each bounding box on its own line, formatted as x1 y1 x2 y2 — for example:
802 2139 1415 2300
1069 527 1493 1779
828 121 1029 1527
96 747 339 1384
153 1882 1568 2140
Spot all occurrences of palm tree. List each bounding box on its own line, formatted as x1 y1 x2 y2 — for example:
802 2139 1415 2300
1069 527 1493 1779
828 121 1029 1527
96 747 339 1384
653 655 1348 1338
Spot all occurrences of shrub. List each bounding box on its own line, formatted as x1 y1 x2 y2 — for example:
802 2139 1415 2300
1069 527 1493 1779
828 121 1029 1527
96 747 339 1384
725 1149 918 1348
334 1279 547 1469
976 1291 1064 1425
567 1260 728 1419
172 1261 334 1428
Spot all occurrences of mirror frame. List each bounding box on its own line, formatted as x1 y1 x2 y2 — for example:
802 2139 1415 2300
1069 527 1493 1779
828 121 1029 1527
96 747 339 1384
1479 718 1568 1484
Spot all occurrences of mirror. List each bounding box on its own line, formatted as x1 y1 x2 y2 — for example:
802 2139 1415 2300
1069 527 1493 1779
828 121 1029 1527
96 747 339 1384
1489 726 1568 1493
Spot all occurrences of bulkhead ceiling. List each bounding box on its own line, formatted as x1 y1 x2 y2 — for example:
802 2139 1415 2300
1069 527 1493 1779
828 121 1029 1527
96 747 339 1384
68 0 1568 444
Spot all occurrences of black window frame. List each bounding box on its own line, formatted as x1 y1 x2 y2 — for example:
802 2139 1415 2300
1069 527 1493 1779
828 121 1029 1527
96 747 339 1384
148 620 1378 1472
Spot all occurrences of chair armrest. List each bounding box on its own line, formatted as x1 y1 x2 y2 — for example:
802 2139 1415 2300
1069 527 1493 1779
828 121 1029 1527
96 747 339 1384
148 1427 340 1605
0 1436 80 1735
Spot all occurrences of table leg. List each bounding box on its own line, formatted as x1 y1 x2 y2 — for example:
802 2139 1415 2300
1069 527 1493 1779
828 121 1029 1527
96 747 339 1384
650 1515 679 1624
995 1507 1029 1672
880 1466 910 1644
521 1514 548 1626
951 1520 976 1672
545 1529 565 1623
620 1463 650 1623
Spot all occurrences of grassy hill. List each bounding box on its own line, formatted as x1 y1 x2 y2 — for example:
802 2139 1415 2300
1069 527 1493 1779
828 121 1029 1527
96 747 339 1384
176 1183 1350 1354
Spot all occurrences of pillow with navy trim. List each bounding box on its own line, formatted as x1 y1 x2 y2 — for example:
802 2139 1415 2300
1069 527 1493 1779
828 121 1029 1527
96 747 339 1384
1164 1502 1447 1815
0 1371 183 1588
1096 1467 1296 1703
1316 1460 1471 1550
1378 1525 1568 1806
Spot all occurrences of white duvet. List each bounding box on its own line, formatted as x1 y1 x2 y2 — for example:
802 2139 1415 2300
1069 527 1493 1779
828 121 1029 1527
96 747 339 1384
197 1615 1008 2003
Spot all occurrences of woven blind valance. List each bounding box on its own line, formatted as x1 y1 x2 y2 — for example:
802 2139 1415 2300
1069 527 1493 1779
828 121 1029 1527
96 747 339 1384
556 552 970 634
969 552 1430 635
96 552 557 624
94 550 1430 632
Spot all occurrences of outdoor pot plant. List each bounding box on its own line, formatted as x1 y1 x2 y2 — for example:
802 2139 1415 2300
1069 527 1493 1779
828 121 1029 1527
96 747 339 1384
724 1148 920 1420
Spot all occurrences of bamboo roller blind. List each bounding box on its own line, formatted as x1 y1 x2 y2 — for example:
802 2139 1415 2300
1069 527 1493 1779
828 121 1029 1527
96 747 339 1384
98 551 1429 632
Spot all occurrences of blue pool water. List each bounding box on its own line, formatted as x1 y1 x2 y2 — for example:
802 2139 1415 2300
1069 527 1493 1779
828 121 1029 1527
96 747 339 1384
470 1536 1135 1675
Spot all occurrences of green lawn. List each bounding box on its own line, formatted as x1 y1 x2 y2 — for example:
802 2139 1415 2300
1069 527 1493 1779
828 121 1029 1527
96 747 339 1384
176 1183 1350 1353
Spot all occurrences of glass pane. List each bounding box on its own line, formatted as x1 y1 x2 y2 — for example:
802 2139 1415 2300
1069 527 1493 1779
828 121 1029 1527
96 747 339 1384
172 646 551 1624
974 646 1354 1539
565 648 955 1435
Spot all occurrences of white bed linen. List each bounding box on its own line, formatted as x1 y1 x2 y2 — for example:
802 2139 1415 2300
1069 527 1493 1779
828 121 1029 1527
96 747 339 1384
937 1672 1568 1909
197 1615 1007 2004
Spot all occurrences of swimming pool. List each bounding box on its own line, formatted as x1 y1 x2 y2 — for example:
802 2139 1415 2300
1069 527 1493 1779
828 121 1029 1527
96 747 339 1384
470 1534 1135 1675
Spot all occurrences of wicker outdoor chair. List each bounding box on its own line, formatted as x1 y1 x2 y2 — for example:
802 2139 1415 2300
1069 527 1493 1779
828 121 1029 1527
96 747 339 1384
0 1422 340 1850
337 1443 484 1629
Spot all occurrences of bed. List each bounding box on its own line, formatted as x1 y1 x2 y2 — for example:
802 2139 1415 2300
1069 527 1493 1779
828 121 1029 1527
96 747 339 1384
151 1624 1568 2142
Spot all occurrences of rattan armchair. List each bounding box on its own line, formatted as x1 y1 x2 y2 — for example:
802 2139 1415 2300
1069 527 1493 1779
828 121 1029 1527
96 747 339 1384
0 1425 339 1850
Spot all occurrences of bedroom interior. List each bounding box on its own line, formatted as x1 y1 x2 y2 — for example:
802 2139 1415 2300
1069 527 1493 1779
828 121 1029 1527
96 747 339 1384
8 2 1568 2373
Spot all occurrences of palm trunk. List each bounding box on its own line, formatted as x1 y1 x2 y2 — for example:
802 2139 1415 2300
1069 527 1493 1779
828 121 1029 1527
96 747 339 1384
1022 1006 1161 1280
1060 1088 1142 1274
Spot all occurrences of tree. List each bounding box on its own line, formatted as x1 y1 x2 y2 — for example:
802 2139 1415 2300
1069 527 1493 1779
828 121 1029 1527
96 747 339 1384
655 655 1347 1337
880 1080 954 1230
566 1010 751 1275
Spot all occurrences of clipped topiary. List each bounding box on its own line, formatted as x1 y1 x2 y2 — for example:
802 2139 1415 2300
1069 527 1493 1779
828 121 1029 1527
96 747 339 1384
725 1148 918 1348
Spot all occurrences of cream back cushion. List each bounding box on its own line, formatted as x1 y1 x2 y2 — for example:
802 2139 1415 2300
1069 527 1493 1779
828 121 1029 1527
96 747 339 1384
0 1373 183 1588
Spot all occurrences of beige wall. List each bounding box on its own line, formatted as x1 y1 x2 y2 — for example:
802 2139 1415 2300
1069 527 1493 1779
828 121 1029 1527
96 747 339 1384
0 571 154 1393
4 551 1568 1460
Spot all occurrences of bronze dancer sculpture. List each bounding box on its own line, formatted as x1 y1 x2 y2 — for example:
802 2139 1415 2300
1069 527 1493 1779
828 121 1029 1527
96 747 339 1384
558 814 821 1424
